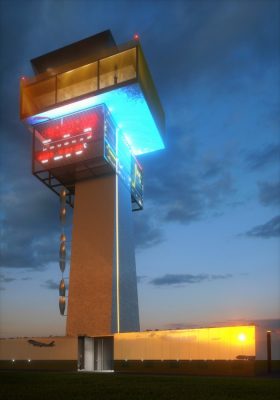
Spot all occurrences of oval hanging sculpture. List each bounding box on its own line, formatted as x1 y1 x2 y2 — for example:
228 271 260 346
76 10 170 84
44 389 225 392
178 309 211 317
60 207 66 224
60 233 66 243
59 258 66 273
59 279 66 296
59 242 66 259
59 296 66 315
60 189 67 207
60 189 67 199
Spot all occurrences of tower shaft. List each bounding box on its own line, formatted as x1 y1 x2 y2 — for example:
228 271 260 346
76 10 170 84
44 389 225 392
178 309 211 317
66 175 139 337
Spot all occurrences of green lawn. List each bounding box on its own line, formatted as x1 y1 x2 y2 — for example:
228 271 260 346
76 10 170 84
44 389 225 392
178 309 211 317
0 371 279 400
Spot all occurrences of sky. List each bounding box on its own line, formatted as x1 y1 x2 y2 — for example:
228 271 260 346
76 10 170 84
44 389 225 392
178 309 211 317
0 0 279 338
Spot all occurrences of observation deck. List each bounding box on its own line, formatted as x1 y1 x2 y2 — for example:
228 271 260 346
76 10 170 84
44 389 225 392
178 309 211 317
20 32 165 209
20 39 165 156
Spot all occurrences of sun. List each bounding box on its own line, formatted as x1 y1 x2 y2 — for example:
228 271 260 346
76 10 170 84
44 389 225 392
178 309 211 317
238 333 246 342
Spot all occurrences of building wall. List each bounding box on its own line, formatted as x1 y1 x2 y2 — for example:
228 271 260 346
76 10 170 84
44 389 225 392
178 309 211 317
113 177 139 332
113 326 257 376
66 176 115 337
114 326 256 361
66 174 139 337
2 326 279 375
0 336 77 370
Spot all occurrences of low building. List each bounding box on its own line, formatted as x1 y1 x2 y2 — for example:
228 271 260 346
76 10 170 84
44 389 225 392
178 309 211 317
1 324 279 376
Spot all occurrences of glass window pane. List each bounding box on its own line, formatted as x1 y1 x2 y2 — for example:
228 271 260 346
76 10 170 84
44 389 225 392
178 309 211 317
21 77 56 117
57 62 97 102
99 48 136 89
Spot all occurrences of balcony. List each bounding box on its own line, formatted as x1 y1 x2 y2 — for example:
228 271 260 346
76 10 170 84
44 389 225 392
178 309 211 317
21 44 165 156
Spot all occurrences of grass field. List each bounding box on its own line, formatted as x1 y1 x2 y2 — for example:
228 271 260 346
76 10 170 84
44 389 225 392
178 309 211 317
0 371 279 400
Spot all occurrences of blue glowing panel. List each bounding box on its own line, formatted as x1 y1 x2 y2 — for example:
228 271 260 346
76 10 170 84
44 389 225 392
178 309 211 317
26 83 164 156
104 108 143 208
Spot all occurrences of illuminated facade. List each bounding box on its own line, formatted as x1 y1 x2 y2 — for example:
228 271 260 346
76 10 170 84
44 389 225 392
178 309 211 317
20 30 165 336
2 324 279 376
114 326 256 361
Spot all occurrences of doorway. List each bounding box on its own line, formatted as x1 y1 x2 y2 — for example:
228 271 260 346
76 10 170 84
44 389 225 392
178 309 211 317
79 336 114 372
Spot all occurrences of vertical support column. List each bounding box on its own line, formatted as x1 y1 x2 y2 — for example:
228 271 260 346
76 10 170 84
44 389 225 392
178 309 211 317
66 176 115 337
267 330 272 374
66 173 140 337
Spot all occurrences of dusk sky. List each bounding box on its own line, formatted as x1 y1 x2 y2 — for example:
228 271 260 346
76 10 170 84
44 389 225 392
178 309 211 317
0 0 279 337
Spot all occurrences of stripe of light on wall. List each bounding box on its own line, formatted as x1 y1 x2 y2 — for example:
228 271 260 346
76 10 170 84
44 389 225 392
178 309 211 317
115 128 120 334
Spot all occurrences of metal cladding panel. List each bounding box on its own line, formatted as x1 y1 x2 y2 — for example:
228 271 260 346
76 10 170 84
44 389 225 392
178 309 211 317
137 44 165 141
31 30 117 75
112 178 140 333
114 326 256 361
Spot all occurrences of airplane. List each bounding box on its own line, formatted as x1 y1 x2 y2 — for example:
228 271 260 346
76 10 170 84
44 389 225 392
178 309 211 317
236 355 255 360
27 339 55 347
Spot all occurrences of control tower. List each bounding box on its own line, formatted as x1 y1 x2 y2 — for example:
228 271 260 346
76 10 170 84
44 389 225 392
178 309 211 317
20 30 165 337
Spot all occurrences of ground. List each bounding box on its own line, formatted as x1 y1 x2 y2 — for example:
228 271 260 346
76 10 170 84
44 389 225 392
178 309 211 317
1 371 279 400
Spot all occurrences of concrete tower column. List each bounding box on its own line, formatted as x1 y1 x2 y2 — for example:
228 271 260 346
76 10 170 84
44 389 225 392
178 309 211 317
66 174 139 337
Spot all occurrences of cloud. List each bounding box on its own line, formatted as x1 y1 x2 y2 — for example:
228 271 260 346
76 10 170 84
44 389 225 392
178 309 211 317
41 279 67 291
0 175 72 270
0 273 16 283
244 215 280 238
41 279 58 290
148 0 279 93
134 214 164 249
139 126 235 227
201 157 226 180
150 273 233 287
163 318 280 331
163 322 190 330
137 275 147 284
258 181 280 207
245 144 280 170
